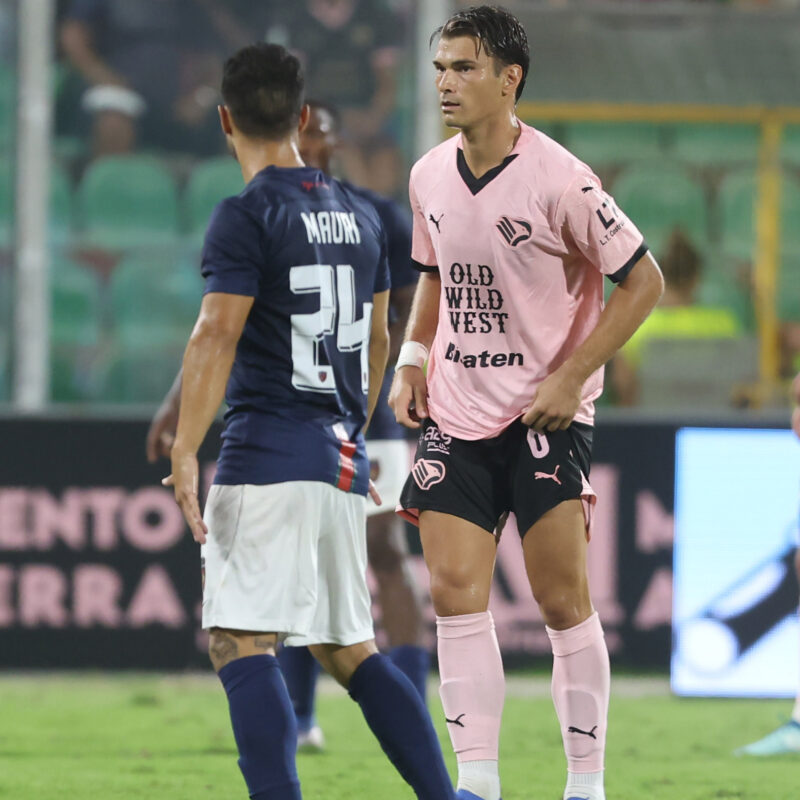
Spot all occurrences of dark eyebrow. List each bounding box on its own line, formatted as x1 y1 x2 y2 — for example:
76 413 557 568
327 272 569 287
432 59 478 69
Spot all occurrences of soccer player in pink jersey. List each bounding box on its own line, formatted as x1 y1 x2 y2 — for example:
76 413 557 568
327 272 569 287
389 7 665 800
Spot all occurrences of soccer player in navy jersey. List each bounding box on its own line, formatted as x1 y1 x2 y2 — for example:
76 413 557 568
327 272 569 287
277 100 430 751
162 43 455 800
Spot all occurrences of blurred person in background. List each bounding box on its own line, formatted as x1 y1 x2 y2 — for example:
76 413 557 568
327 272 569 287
610 228 741 406
277 99 427 751
263 0 406 190
734 368 800 756
59 0 227 158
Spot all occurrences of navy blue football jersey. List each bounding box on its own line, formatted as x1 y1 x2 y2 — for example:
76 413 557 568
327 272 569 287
344 185 417 442
201 165 390 494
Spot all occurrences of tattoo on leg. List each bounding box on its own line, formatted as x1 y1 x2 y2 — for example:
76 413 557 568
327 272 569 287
253 636 275 652
210 631 239 670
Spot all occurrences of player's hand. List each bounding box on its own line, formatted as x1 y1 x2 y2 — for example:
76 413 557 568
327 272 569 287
368 480 382 507
146 400 179 462
163 447 208 544
389 366 428 429
522 367 583 433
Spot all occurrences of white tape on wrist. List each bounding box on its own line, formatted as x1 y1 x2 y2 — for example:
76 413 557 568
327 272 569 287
395 341 428 371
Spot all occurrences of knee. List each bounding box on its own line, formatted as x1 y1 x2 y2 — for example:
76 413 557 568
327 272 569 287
367 523 407 574
208 628 240 673
533 578 591 630
429 563 489 616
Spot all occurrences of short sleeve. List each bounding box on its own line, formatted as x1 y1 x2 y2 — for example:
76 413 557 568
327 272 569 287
381 201 417 290
201 198 263 297
409 173 438 272
557 174 648 284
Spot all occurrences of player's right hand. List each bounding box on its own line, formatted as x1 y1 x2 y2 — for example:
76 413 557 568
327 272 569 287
146 401 179 463
389 366 428 429
163 448 208 544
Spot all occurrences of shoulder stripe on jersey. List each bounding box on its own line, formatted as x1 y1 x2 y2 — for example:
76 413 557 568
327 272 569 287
607 241 648 284
412 259 439 273
457 148 519 196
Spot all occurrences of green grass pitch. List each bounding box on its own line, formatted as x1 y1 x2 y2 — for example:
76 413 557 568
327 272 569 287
0 673 796 799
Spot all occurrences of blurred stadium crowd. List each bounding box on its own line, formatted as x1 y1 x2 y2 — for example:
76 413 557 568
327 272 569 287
0 0 799 409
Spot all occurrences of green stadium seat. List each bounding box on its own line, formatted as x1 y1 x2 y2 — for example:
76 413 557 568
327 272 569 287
717 170 800 259
612 163 709 255
185 157 243 242
0 161 74 247
99 345 187 404
0 65 14 149
50 256 103 402
780 127 800 168
78 156 179 249
778 249 800 322
563 122 665 167
109 250 202 348
669 124 760 167
51 256 102 346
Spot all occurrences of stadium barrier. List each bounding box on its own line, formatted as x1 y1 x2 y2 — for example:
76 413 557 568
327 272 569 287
0 413 756 671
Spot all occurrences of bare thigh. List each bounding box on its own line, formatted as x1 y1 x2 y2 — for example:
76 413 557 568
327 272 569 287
419 510 498 617
522 499 593 630
208 628 278 672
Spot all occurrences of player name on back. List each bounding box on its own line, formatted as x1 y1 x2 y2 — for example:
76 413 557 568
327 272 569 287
301 211 362 245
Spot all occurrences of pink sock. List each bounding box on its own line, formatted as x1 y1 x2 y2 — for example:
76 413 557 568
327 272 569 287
437 611 505 762
546 611 610 774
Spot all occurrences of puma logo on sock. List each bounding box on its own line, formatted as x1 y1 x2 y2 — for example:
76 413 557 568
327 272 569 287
567 724 598 739
445 713 466 727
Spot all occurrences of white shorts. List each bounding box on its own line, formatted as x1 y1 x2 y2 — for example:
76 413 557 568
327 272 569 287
201 481 374 647
365 439 409 518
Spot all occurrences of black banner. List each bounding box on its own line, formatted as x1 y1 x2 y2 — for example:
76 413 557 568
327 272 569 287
0 415 783 669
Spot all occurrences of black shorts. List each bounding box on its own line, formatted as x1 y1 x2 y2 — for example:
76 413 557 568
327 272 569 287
398 417 593 537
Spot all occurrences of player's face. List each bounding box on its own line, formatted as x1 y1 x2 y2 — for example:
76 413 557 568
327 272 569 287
299 107 339 174
433 36 510 129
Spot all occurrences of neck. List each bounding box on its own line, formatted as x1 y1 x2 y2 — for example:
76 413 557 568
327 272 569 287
460 109 520 178
235 136 305 183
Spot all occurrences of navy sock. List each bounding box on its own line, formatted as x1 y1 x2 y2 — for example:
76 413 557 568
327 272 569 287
349 653 454 800
276 645 320 733
218 654 301 800
389 645 431 703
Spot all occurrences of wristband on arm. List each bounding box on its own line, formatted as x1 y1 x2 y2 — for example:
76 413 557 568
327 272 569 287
395 341 428 371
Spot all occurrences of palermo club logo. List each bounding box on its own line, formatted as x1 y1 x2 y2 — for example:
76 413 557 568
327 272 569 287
496 216 532 247
411 459 447 491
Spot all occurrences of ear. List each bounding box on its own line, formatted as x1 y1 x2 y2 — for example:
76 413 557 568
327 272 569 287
218 105 234 136
298 103 310 134
502 64 523 100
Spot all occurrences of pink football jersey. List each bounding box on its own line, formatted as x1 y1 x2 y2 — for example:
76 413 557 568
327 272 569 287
410 121 646 440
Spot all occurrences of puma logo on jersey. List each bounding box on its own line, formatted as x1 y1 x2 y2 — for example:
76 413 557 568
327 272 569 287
429 212 444 232
534 465 561 485
496 215 532 247
412 459 446 491
300 211 361 245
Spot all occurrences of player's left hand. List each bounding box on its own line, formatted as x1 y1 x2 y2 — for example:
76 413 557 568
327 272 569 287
163 448 208 544
368 479 383 507
522 367 583 433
